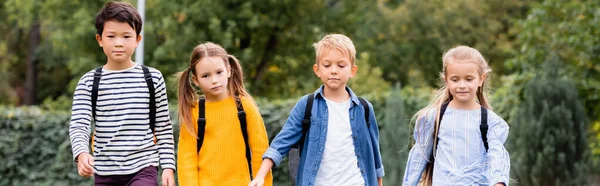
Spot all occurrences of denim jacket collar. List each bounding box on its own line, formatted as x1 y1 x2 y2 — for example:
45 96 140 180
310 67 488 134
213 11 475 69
313 85 361 106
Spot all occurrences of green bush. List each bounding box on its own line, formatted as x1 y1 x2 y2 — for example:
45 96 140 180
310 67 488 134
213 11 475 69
508 57 590 185
0 106 91 186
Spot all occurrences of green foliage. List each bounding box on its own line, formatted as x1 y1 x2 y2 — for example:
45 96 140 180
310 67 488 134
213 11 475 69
255 97 296 185
507 0 600 174
373 0 529 86
0 106 92 186
508 57 589 186
379 84 408 183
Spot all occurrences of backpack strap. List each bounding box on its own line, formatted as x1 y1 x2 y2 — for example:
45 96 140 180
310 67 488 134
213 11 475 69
196 96 253 179
141 65 156 134
358 97 382 170
434 101 451 148
297 93 314 154
435 101 489 151
91 67 103 120
480 106 489 151
196 98 206 153
358 97 371 129
235 96 253 179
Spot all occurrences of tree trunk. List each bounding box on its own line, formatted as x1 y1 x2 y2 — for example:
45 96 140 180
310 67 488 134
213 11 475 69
24 21 40 105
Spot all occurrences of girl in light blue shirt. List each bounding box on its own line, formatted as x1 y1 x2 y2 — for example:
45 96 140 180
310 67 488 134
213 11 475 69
403 46 510 186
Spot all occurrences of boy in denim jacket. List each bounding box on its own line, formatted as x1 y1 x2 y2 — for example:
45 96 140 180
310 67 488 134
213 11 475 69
250 34 384 186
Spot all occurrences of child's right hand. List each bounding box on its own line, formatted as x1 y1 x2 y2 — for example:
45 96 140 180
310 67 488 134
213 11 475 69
248 177 264 186
76 152 94 177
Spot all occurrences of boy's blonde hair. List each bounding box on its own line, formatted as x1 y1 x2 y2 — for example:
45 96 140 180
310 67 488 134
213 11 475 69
312 34 356 64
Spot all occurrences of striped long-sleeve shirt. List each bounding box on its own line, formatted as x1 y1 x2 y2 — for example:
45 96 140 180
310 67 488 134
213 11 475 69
403 107 510 186
69 64 176 176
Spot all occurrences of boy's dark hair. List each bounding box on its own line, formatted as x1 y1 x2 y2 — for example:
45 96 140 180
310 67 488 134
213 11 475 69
95 1 142 36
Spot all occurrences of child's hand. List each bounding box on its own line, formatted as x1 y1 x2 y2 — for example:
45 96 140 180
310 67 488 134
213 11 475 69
161 169 175 186
248 177 265 186
76 152 94 177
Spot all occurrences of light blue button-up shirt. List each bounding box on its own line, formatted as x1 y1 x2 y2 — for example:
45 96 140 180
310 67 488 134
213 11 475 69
263 86 385 186
403 107 510 186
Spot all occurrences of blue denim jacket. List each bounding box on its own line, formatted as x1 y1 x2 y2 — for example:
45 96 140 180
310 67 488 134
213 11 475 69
263 86 385 186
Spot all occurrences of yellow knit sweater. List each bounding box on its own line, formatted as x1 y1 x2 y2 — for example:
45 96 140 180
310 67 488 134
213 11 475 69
177 96 273 186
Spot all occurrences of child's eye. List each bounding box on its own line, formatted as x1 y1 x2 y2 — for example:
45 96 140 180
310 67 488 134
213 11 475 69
338 65 345 68
217 71 223 74
201 75 208 78
107 35 115 38
124 36 131 38
323 65 331 67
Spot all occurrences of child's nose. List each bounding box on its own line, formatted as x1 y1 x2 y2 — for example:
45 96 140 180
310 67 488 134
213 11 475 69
114 39 123 47
331 66 338 74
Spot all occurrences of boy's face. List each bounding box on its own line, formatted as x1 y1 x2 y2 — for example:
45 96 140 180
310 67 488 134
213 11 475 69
313 48 357 91
96 21 141 64
192 56 232 101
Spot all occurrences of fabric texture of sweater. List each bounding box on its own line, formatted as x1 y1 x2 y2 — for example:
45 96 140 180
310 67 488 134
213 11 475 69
177 96 273 186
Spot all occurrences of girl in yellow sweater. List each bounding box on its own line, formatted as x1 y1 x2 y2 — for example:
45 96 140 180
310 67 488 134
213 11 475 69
175 42 273 186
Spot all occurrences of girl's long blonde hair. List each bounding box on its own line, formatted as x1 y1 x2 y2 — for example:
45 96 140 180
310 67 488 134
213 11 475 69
175 42 249 138
413 45 493 184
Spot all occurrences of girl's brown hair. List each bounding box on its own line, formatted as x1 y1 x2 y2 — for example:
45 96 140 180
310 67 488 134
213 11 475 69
175 42 249 138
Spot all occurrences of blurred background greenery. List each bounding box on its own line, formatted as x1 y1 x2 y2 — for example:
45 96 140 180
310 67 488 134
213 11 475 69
0 0 599 185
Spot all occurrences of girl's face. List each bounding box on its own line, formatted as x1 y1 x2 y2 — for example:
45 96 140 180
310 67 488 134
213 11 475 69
445 62 486 108
193 56 231 101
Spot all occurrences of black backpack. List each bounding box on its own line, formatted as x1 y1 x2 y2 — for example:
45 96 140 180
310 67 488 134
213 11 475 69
91 65 157 134
196 96 253 179
287 93 379 184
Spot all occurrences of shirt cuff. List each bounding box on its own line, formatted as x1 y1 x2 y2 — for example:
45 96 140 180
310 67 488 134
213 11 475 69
262 147 283 166
160 163 176 171
489 177 508 186
376 166 385 177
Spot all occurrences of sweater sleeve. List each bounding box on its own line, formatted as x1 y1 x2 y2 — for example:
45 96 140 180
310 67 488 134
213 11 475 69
153 71 176 170
69 73 93 162
242 97 273 186
177 105 199 186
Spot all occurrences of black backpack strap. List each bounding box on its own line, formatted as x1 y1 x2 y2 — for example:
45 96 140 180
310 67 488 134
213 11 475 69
358 97 371 129
196 98 206 153
297 93 314 154
434 102 489 152
480 106 489 151
235 96 253 179
141 65 156 134
435 101 451 150
91 67 103 120
358 97 382 170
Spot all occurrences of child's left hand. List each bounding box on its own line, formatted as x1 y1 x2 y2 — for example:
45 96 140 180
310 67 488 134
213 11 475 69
162 169 175 186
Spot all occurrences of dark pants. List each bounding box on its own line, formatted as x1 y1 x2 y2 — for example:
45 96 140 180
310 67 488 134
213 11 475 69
94 166 158 186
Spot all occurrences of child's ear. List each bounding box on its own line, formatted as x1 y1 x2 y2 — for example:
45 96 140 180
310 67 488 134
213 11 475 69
191 74 200 87
480 73 487 86
227 65 232 78
136 35 142 44
313 63 319 77
96 34 102 47
350 64 358 78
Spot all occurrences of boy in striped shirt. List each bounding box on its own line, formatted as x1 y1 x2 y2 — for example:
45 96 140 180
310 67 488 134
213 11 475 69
69 2 175 186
